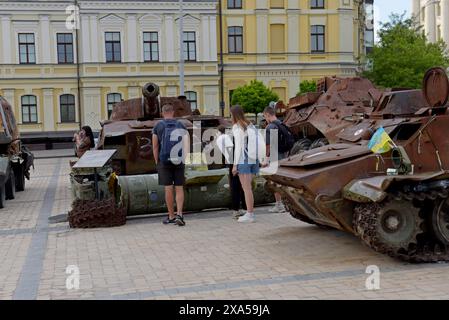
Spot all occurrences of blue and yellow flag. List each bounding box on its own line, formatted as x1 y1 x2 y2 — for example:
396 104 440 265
368 127 394 154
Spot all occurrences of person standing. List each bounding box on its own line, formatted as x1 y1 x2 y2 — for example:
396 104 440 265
216 125 247 219
152 104 189 226
263 106 294 213
73 126 95 158
231 105 260 223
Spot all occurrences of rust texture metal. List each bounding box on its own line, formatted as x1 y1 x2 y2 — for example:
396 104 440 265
266 67 449 262
285 76 383 155
98 82 230 175
423 67 449 107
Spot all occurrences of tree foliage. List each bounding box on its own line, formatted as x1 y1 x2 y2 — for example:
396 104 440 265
298 80 317 95
363 14 449 89
231 80 279 114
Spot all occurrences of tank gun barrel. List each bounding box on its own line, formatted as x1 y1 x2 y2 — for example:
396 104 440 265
142 82 161 119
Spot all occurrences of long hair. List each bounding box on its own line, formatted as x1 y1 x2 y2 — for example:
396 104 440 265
230 105 250 131
82 126 95 149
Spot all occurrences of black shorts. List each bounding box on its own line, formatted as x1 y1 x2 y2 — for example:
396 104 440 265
157 163 186 186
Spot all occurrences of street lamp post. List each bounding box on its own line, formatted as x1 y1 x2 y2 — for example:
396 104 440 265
218 0 225 117
179 0 185 96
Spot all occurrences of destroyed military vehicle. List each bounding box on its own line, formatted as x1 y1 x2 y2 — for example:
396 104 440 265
285 76 383 155
98 83 229 175
266 67 449 262
68 83 273 228
0 96 34 208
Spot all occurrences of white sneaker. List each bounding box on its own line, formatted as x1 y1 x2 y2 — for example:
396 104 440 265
277 203 287 213
238 213 255 223
269 202 287 213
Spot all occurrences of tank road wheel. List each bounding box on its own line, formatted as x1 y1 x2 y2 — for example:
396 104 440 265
290 139 312 156
310 138 329 150
354 199 423 257
6 170 16 200
432 198 449 245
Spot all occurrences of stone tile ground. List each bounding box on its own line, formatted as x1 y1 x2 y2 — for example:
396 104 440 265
0 157 448 300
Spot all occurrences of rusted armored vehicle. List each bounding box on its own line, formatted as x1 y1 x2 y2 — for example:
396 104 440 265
0 96 34 208
285 76 384 155
69 83 273 228
98 83 229 175
266 67 449 262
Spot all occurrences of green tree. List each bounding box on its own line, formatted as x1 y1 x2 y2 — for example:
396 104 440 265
298 80 317 95
231 80 279 114
363 13 449 89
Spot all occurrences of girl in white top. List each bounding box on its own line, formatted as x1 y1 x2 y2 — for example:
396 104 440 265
230 105 259 223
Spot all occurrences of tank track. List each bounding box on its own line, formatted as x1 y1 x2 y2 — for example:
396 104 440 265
354 190 449 263
68 198 127 228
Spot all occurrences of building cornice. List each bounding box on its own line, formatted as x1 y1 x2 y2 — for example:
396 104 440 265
0 1 217 13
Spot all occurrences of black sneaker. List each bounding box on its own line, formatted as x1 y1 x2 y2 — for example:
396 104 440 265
175 215 186 227
163 216 177 225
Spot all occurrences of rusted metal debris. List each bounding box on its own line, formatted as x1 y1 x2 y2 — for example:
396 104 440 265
267 67 449 262
284 77 384 155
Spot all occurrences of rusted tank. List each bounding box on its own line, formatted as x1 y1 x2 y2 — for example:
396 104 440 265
69 84 273 228
98 83 229 175
266 67 449 262
285 76 383 154
0 96 34 208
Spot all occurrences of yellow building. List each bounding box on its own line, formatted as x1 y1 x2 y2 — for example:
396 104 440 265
0 0 220 140
219 0 371 109
0 0 372 141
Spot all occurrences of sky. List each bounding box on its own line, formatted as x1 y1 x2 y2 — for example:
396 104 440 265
374 0 410 26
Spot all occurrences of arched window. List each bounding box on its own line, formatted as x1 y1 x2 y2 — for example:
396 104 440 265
185 91 197 110
21 95 38 123
60 94 76 123
107 93 122 118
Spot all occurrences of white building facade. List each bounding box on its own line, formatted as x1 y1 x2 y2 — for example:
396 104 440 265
412 0 449 44
0 0 219 136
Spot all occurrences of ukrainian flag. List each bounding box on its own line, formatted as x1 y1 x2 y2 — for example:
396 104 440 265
368 127 394 154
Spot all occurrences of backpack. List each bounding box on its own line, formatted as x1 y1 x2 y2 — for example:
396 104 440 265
159 120 185 165
246 124 266 163
272 120 295 153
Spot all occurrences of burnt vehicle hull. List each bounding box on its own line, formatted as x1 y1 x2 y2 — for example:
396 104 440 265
0 97 34 208
285 76 383 155
69 82 270 228
266 68 449 262
98 83 230 175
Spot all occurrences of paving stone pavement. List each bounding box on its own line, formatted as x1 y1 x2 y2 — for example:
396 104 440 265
0 157 448 300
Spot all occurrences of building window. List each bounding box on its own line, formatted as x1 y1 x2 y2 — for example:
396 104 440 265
21 95 38 124
227 0 242 9
186 91 198 110
183 32 196 61
105 32 121 62
60 94 76 123
311 25 325 53
107 93 122 118
311 0 324 9
228 27 243 54
57 33 74 64
270 24 285 53
18 33 36 64
143 32 159 62
270 0 284 8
